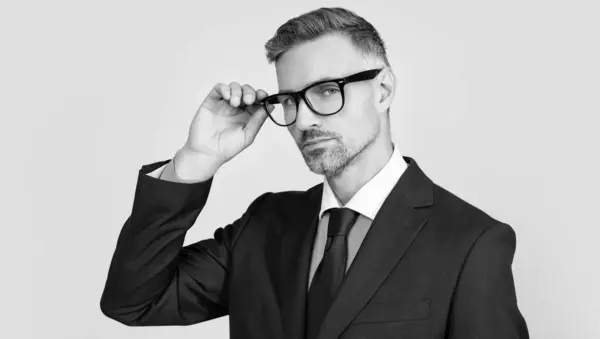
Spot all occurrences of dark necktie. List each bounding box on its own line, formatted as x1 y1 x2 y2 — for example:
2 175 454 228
306 207 359 339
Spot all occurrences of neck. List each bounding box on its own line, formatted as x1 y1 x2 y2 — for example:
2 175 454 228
327 135 394 206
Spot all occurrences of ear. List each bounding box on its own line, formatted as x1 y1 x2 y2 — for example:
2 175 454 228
375 68 395 114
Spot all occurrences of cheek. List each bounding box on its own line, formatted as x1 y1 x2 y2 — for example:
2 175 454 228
336 112 372 147
345 95 379 133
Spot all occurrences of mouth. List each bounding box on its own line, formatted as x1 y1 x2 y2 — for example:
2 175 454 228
302 138 334 149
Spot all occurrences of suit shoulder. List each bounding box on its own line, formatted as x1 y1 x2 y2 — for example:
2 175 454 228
431 182 510 234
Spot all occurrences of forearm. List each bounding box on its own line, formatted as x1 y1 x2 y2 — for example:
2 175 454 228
100 161 214 324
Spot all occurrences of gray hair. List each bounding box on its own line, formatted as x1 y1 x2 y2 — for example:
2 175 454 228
264 7 390 66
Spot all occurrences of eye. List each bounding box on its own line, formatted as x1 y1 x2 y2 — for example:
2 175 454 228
275 95 295 107
282 96 295 106
321 88 340 96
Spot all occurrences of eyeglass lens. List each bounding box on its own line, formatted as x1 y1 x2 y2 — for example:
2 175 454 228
267 81 343 126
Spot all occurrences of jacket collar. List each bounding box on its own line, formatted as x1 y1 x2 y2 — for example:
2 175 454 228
277 155 435 339
319 145 408 220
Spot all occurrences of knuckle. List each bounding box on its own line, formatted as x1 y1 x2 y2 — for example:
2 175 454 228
242 86 256 99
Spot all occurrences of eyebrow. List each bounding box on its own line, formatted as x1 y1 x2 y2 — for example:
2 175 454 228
280 74 340 93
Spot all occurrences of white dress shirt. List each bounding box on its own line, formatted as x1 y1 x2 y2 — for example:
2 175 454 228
308 144 407 289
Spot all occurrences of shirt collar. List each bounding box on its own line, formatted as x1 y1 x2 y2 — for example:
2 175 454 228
319 144 408 220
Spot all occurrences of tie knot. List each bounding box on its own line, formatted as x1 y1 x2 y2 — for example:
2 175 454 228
327 207 359 236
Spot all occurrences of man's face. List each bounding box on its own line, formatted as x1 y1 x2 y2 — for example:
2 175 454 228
275 33 386 177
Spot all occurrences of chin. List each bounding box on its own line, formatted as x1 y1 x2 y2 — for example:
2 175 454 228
306 162 340 177
302 148 348 177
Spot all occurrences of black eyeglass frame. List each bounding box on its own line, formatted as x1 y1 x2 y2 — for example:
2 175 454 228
260 68 384 127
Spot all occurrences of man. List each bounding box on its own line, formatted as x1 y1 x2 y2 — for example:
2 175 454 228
100 7 529 339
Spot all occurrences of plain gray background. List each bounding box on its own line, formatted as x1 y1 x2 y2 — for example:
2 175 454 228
3 0 599 338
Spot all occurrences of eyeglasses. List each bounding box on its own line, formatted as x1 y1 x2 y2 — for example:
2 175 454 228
260 68 383 127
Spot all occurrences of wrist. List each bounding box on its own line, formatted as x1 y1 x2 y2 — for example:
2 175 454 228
172 147 222 183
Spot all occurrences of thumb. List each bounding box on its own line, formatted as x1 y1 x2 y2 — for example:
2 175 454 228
242 104 270 143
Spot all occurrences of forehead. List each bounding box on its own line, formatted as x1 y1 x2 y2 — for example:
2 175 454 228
275 33 369 92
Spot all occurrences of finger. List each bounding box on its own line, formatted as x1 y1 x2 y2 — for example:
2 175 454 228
241 84 256 106
251 89 275 114
243 103 269 143
208 83 230 100
265 102 275 113
255 89 268 102
246 89 270 115
229 82 242 107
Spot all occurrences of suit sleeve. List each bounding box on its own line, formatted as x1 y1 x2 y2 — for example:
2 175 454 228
448 223 529 338
99 160 270 326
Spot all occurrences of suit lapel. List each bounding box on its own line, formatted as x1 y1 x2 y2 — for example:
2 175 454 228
315 156 435 339
278 183 323 339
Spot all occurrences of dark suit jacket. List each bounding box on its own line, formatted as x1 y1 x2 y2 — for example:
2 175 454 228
100 156 529 339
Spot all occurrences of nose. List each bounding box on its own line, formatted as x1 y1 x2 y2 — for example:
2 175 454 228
293 98 321 130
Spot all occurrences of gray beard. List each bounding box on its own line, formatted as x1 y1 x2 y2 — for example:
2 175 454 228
299 123 380 177
301 138 372 177
302 146 350 177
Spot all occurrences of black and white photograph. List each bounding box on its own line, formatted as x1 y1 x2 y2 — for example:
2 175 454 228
8 1 599 338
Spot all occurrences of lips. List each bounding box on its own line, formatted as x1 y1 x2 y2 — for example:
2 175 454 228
302 138 333 148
